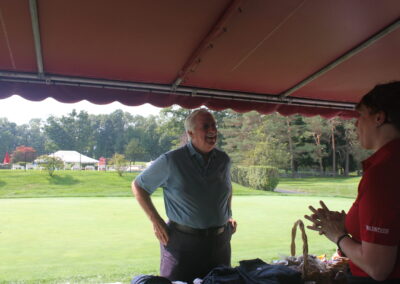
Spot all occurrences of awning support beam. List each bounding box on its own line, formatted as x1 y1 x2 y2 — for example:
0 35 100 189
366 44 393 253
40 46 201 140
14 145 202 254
279 17 400 98
29 0 45 77
0 71 355 110
172 0 244 90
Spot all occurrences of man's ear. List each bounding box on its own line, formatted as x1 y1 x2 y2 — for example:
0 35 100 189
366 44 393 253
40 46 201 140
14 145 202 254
187 130 194 139
375 111 386 127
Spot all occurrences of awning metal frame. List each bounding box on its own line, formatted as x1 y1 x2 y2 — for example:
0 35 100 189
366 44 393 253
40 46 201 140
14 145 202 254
172 0 244 89
0 71 355 110
29 0 44 77
279 17 400 98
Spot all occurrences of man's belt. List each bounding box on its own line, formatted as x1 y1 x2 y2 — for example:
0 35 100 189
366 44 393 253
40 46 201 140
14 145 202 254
170 221 226 236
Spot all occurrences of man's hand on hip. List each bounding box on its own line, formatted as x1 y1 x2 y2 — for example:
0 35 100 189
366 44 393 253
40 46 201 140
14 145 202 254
228 218 237 234
153 217 169 245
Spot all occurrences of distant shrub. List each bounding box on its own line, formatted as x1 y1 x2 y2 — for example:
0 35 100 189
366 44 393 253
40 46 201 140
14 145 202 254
108 153 128 177
37 155 64 177
231 165 279 191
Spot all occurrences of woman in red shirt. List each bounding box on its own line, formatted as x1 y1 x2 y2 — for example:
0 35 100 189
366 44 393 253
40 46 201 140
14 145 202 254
305 81 400 283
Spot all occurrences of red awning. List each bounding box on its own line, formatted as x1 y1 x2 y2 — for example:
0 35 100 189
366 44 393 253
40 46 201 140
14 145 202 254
1 0 399 118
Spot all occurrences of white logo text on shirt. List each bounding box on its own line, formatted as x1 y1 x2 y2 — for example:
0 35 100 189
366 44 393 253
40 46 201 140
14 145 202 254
366 225 389 234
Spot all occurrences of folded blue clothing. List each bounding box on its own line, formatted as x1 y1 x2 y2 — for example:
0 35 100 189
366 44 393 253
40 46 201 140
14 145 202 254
202 259 302 284
238 258 302 284
202 266 244 284
132 259 302 284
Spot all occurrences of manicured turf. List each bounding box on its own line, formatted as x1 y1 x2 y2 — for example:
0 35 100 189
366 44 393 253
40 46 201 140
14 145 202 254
0 170 360 283
278 177 361 198
0 170 360 198
0 170 139 198
0 196 354 283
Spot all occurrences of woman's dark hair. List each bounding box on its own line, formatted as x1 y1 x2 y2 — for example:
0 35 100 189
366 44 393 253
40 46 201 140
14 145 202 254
356 81 400 131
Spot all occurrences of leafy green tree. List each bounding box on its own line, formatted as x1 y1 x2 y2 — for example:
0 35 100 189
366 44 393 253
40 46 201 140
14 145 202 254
255 113 308 175
26 119 46 156
94 116 115 158
93 110 134 159
336 119 372 176
45 115 75 150
251 135 290 169
303 116 329 175
36 155 64 177
157 106 191 149
221 111 261 165
1 106 370 177
209 109 231 149
109 110 128 154
328 118 340 176
0 118 18 157
143 115 167 158
109 153 127 177
44 110 95 155
125 138 145 164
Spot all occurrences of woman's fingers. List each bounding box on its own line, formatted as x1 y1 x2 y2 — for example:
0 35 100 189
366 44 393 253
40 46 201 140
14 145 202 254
304 214 316 222
305 214 322 226
309 203 330 216
307 225 319 231
320 200 330 212
307 224 324 234
309 206 318 214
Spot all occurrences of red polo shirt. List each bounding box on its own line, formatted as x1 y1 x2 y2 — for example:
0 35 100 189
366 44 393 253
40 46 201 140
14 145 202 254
346 138 400 278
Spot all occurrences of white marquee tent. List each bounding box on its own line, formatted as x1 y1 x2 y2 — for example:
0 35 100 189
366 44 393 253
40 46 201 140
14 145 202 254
50 151 99 164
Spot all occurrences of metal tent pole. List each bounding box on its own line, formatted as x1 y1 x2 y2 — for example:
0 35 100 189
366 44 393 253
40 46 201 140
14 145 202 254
29 0 45 77
280 17 400 98
0 71 355 110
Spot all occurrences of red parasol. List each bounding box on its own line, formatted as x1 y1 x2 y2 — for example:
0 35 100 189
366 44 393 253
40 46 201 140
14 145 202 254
3 152 10 164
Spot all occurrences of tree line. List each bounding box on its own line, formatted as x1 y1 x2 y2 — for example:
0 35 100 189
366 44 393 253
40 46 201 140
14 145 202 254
0 107 370 176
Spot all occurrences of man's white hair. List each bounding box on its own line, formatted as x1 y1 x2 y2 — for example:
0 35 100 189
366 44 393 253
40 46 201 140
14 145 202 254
184 108 213 140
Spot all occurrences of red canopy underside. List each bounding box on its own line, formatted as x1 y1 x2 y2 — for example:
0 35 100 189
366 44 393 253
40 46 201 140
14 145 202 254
1 0 400 118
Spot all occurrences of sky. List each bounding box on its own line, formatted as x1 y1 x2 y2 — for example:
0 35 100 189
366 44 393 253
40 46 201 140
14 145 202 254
0 95 162 125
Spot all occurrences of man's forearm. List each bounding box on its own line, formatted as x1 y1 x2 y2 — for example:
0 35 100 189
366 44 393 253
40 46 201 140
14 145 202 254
131 181 162 224
131 181 169 245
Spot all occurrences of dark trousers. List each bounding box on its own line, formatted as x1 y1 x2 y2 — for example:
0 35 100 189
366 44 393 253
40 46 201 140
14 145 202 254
160 222 232 283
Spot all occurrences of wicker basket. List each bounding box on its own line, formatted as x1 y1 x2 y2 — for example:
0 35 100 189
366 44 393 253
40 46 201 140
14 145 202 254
290 219 347 284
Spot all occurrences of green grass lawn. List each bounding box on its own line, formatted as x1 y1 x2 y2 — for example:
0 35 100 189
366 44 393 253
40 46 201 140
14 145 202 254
0 196 353 283
0 170 359 283
278 176 361 198
0 170 360 198
0 170 139 198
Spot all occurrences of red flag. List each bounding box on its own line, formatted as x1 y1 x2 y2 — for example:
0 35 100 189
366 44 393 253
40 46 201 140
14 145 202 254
3 152 10 164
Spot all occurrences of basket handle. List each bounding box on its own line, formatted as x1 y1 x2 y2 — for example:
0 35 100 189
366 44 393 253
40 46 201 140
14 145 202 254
291 219 309 277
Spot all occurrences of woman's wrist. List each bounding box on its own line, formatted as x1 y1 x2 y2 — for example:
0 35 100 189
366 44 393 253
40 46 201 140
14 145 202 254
336 233 351 257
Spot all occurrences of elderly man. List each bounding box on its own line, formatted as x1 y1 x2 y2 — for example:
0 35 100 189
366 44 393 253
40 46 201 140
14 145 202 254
132 108 237 283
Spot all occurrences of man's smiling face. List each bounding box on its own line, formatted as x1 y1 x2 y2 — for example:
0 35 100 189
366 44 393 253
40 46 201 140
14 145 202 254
189 112 217 154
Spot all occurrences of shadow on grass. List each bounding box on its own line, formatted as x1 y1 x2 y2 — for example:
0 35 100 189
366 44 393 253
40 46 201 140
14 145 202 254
47 174 79 185
0 180 6 187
